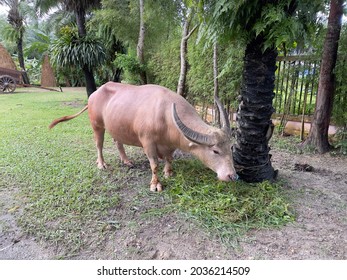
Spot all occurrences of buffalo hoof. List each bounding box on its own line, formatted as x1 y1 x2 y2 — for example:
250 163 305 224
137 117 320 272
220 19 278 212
164 170 173 178
97 160 107 169
150 182 163 192
123 160 134 168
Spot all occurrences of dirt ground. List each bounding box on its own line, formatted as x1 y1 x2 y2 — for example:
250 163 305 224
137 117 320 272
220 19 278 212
0 147 346 260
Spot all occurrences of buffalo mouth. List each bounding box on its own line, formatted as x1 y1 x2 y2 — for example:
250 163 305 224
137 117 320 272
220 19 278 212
218 172 239 182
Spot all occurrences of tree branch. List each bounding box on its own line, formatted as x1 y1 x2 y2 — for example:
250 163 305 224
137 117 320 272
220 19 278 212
183 24 199 40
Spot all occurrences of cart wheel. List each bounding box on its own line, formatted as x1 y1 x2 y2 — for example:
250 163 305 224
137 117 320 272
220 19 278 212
0 75 17 93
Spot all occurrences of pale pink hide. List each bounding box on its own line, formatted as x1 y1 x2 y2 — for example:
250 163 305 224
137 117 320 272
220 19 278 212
50 82 237 191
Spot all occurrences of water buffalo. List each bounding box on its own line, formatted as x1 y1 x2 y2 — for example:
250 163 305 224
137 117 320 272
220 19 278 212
49 82 238 191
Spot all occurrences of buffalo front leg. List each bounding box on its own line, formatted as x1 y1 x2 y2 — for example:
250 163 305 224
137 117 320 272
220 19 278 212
114 140 133 167
143 145 162 192
164 155 174 178
148 158 162 192
93 127 107 169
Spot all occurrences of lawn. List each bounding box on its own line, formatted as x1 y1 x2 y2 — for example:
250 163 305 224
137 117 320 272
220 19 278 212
0 88 294 257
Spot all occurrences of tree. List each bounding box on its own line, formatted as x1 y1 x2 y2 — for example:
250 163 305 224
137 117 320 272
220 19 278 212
0 0 34 84
96 0 181 84
35 0 102 96
303 0 345 153
137 0 147 84
177 7 198 97
50 26 105 87
199 0 323 182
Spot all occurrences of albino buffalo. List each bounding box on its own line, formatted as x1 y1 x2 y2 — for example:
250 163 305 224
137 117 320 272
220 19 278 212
49 82 238 191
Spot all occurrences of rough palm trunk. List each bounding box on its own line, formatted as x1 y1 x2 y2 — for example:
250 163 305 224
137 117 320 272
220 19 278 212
137 0 147 84
233 36 277 182
17 29 30 84
303 0 344 153
75 8 97 97
7 1 29 84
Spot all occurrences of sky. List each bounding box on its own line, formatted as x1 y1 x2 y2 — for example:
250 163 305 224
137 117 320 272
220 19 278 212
0 4 9 17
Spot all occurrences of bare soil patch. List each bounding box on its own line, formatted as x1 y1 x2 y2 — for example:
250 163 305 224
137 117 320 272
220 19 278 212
1 148 346 260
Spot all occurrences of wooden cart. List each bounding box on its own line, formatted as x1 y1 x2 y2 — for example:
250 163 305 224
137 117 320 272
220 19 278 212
0 67 24 93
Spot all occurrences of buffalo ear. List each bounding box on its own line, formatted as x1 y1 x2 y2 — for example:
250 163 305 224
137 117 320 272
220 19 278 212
188 142 197 148
214 96 232 137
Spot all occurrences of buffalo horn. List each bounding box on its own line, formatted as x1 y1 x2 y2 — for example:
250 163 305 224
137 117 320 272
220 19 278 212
214 96 232 137
172 103 215 146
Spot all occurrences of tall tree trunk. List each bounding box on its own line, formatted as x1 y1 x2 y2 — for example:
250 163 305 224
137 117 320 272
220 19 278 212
17 29 30 84
177 10 197 97
303 0 344 153
233 36 277 183
7 1 30 84
137 0 147 84
213 43 221 127
75 8 97 97
177 16 190 97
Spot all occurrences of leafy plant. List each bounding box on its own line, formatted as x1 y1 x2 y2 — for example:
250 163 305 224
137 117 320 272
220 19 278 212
114 52 144 84
50 29 106 71
49 25 105 86
333 25 347 128
333 128 347 155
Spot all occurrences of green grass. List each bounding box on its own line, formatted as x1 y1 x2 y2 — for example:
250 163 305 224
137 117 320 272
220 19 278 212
0 89 294 255
0 89 123 255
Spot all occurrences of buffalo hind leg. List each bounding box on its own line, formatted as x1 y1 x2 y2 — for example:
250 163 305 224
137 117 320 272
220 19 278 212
93 127 107 169
114 140 133 167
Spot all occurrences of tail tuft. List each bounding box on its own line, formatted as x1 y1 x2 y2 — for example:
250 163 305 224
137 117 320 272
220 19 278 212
48 105 88 129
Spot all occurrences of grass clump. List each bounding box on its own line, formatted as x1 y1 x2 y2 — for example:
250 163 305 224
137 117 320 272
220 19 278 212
164 160 294 243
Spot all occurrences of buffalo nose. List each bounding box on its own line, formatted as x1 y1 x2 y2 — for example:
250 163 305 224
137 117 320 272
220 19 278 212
229 174 239 181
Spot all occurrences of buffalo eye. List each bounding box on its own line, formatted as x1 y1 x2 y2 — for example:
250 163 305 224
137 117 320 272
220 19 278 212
213 150 220 155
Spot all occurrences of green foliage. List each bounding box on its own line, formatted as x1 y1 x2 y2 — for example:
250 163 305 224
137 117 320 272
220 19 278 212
92 23 126 83
94 0 139 49
49 25 106 86
24 28 53 59
50 27 106 71
186 37 243 106
114 52 144 84
23 57 41 84
187 38 214 103
147 37 180 91
333 128 347 155
333 25 347 127
199 0 324 51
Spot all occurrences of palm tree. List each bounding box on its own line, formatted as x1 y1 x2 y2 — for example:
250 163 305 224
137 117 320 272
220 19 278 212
35 0 102 96
0 0 35 84
50 27 105 87
199 0 323 182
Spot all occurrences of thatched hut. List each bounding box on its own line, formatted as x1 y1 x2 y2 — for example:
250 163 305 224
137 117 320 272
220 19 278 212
41 54 57 87
0 43 17 70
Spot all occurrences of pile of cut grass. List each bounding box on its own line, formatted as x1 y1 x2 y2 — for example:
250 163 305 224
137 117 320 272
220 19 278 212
0 89 294 255
163 160 294 244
